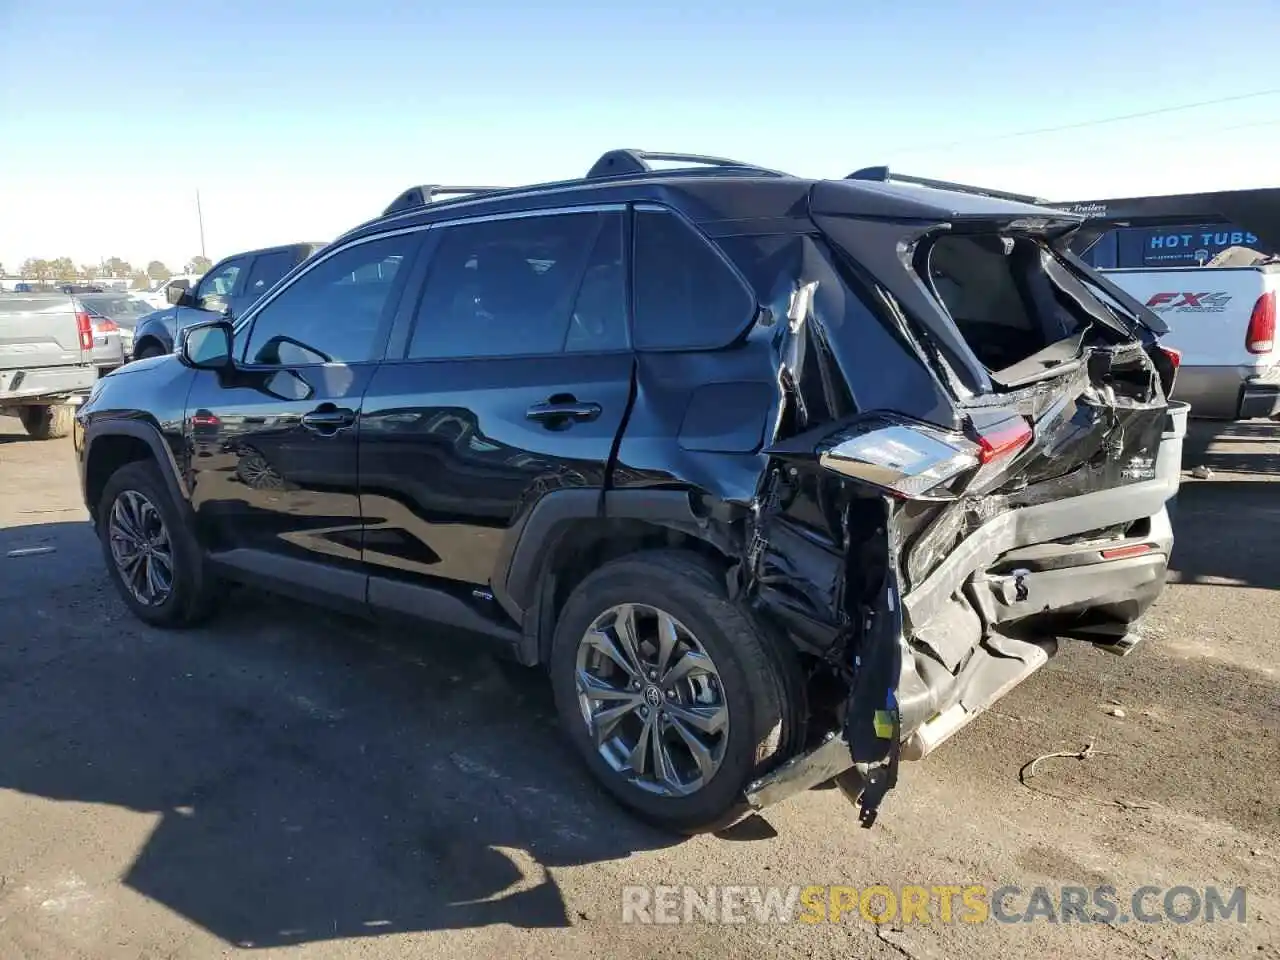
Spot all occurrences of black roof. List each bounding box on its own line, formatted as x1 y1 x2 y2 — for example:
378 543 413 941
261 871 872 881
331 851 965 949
341 150 1082 244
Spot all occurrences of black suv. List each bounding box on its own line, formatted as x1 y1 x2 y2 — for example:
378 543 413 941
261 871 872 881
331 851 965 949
130 242 324 360
75 150 1186 832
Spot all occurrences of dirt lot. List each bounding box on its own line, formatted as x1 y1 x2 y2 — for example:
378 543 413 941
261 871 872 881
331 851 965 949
1 415 1277 960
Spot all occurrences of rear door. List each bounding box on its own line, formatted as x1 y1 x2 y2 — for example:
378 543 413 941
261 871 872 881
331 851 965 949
358 207 632 590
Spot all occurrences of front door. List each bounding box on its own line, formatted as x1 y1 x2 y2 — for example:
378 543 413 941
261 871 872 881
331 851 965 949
358 208 633 588
185 232 423 601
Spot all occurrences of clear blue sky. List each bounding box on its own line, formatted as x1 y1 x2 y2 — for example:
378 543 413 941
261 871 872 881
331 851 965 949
1 0 1277 271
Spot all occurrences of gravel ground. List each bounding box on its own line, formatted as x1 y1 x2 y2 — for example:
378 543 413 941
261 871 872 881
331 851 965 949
1 415 1277 960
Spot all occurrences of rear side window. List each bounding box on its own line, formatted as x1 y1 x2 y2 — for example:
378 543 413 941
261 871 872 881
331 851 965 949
243 251 298 302
926 234 1083 375
408 211 626 359
633 208 754 351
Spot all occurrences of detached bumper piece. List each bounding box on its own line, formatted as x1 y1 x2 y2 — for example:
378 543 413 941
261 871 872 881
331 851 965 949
742 634 1052 816
899 634 1049 760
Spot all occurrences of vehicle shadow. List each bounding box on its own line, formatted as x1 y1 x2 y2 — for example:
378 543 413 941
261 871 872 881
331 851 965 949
0 519 679 948
1168 479 1280 589
1181 418 1280 475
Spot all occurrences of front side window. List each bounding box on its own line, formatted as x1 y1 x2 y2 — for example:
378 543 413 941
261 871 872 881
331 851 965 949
242 234 415 366
196 260 243 302
408 211 626 359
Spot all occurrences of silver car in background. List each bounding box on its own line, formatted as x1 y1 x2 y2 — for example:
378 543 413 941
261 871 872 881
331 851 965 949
78 294 158 370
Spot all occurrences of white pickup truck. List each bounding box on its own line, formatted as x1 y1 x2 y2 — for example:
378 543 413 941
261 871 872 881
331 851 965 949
1049 189 1280 420
0 292 100 439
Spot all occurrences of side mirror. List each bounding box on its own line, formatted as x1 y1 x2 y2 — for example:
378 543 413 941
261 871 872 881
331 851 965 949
165 279 193 306
178 320 234 370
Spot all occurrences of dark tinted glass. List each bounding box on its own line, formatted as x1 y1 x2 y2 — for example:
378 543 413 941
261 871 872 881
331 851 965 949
243 251 298 303
565 212 627 353
409 211 624 359
632 208 753 351
242 234 413 365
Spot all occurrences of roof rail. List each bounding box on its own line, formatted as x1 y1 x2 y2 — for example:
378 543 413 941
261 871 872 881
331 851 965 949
846 166 1045 205
381 184 506 217
585 149 784 179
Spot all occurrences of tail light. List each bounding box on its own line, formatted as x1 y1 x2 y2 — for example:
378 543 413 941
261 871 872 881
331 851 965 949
819 415 1033 501
91 316 119 333
74 306 93 351
973 418 1033 465
1160 346 1182 369
1246 291 1275 354
820 419 979 500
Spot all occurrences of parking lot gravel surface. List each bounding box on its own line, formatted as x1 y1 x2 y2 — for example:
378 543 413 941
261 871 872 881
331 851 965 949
1 415 1277 959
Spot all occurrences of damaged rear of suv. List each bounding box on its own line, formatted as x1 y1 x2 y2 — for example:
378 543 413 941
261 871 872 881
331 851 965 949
735 168 1185 825
77 151 1184 834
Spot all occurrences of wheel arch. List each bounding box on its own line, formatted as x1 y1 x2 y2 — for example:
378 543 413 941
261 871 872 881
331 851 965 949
84 420 188 523
493 488 748 666
131 333 169 359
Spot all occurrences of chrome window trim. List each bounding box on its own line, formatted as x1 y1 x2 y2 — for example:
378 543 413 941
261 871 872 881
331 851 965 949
231 224 432 336
362 183 627 229
233 204 627 337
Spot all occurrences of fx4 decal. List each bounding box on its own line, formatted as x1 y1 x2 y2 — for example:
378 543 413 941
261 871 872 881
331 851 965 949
1144 292 1232 313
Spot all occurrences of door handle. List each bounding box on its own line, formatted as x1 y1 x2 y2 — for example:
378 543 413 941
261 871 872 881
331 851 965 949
301 406 356 433
525 400 602 424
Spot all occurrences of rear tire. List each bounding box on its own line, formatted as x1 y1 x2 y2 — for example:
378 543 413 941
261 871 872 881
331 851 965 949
549 550 797 834
19 403 74 440
96 460 219 627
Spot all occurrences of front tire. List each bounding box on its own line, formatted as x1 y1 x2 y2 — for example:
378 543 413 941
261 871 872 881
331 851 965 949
19 403 74 440
133 341 166 361
97 460 219 627
550 550 797 834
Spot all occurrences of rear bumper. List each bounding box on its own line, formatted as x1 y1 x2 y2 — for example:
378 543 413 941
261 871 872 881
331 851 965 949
1172 364 1280 420
746 403 1188 813
0 364 98 405
1239 366 1280 420
895 404 1185 749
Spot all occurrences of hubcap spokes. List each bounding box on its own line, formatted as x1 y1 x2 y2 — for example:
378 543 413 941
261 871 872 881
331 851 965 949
107 490 174 607
575 603 729 797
